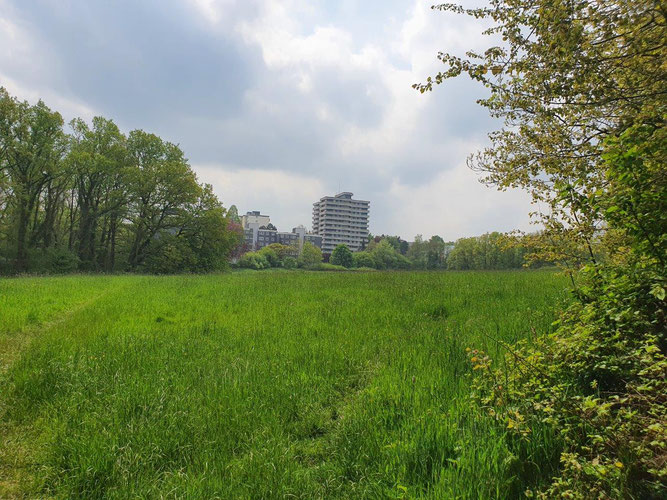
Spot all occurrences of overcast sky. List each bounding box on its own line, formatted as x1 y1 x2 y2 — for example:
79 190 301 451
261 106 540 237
0 0 534 240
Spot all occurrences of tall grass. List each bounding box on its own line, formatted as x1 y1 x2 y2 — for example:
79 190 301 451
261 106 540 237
0 271 569 498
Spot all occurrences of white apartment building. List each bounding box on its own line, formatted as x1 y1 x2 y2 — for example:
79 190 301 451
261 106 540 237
312 192 370 253
240 211 270 229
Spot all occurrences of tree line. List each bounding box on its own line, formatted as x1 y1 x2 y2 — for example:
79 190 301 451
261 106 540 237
0 88 240 274
349 232 536 271
233 232 537 271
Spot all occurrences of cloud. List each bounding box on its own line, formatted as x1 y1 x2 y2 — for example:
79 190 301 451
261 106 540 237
194 164 324 232
0 0 533 239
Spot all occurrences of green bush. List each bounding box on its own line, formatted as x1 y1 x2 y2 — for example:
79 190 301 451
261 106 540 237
283 256 297 269
298 242 323 267
371 240 412 270
239 252 270 270
331 244 353 268
47 248 80 274
24 248 80 274
469 264 666 499
257 247 280 267
353 251 376 269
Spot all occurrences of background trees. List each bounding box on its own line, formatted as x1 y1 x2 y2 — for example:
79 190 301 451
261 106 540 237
0 88 238 274
0 89 66 270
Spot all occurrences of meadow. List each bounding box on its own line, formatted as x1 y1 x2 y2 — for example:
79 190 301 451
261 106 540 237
0 270 570 499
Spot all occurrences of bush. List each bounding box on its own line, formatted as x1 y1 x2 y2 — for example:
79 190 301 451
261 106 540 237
283 256 297 269
144 239 197 274
257 247 280 267
238 252 270 270
24 247 80 274
353 251 376 269
371 240 412 270
331 244 353 268
468 264 666 499
298 242 323 267
48 248 80 273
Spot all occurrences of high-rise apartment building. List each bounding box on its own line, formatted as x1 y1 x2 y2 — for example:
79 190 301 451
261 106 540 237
312 192 370 253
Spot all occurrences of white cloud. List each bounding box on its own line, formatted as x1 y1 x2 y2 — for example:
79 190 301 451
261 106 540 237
387 162 534 240
0 72 96 122
194 164 325 232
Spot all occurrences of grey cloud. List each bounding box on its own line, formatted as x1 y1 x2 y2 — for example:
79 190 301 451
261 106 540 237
7 0 260 129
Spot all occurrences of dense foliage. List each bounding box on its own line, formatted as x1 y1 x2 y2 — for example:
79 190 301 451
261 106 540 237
446 232 530 270
330 244 354 268
0 89 241 274
420 0 666 496
238 242 323 270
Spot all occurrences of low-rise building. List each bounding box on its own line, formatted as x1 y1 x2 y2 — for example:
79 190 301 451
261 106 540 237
241 212 322 251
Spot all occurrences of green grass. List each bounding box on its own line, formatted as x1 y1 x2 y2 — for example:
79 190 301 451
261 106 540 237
0 270 570 499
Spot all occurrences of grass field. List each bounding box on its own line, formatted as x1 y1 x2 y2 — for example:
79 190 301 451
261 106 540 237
0 270 570 499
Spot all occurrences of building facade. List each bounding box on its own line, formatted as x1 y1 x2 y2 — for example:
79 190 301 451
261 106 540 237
241 212 322 251
312 192 370 253
240 210 270 229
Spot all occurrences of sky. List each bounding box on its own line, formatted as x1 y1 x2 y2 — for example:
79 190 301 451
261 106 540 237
0 0 534 240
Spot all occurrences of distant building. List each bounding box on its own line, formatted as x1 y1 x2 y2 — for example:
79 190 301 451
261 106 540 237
312 192 370 253
240 210 270 229
240 212 322 251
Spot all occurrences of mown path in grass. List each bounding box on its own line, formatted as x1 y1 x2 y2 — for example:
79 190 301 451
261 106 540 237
0 276 129 496
0 271 570 499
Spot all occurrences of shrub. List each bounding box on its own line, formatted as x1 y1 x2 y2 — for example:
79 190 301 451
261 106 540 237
258 247 280 267
48 248 80 273
283 256 297 269
25 247 81 274
468 264 666 499
239 252 270 270
370 240 412 270
353 251 376 269
304 263 348 271
331 244 353 268
298 242 323 267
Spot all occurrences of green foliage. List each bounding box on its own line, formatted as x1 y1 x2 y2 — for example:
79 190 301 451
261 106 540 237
447 232 528 270
227 204 240 223
238 251 270 270
257 246 279 267
469 264 666 498
330 244 353 268
0 88 66 271
418 0 665 273
406 235 451 270
298 241 323 267
282 256 298 269
601 124 666 267
369 240 411 270
304 262 349 271
0 88 239 275
352 251 376 269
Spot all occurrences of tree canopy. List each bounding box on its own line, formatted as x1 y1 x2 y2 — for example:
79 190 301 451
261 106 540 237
0 88 241 274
